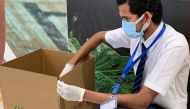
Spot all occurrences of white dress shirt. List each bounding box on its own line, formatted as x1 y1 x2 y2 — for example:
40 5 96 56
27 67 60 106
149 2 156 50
105 21 190 109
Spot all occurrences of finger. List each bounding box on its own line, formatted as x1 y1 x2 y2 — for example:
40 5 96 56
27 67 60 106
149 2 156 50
57 80 62 84
57 87 67 96
57 80 69 90
57 84 62 90
57 80 67 85
57 84 62 88
57 88 61 94
57 80 63 87
59 72 64 78
59 70 67 77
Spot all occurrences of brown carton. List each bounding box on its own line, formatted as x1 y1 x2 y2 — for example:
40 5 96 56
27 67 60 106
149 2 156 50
0 49 95 109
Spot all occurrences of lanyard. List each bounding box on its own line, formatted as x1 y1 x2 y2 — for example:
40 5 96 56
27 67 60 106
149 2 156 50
111 24 166 95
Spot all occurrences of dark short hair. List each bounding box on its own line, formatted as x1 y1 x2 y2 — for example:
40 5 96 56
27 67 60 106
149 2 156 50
117 0 163 24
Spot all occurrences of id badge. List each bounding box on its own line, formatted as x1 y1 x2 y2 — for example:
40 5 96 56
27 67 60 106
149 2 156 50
100 97 117 109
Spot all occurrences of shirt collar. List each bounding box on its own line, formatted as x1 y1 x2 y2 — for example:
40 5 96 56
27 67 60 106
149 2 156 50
141 21 164 48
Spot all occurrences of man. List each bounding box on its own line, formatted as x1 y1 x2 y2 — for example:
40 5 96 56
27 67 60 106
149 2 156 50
0 0 5 64
57 0 190 108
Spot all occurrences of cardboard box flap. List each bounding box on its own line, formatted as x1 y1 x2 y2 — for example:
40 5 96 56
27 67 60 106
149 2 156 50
41 49 93 77
42 49 73 77
0 66 59 109
1 49 94 78
1 49 43 74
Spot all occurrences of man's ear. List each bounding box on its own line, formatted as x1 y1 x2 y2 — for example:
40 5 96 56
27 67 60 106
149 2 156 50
144 11 152 24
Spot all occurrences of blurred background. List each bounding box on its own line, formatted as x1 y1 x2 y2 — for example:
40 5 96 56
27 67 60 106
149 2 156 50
1 0 190 108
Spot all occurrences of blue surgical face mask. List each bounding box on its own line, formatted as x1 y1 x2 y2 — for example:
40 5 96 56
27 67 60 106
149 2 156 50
122 14 150 38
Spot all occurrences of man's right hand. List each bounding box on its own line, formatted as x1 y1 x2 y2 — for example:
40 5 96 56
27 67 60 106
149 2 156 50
59 31 106 78
59 64 75 77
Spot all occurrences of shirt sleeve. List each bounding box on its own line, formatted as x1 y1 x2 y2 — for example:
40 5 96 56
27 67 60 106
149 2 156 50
144 46 187 95
105 28 131 48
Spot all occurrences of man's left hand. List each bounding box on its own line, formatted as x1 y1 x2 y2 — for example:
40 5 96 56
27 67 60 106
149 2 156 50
57 80 86 102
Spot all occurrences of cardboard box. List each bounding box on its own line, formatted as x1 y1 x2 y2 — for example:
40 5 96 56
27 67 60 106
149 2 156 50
0 49 96 109
0 90 3 109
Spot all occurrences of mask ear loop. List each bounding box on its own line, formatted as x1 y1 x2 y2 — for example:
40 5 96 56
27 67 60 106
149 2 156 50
135 14 145 24
141 23 150 32
135 13 150 32
140 13 151 32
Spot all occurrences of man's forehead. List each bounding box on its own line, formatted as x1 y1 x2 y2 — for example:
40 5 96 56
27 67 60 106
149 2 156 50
119 2 129 11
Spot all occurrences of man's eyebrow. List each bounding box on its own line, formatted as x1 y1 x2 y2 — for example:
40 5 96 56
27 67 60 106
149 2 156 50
122 15 129 19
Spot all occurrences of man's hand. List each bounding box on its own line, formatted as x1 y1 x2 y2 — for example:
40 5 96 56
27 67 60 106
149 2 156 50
59 64 75 77
57 80 85 102
59 31 106 78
